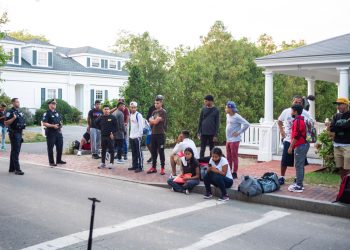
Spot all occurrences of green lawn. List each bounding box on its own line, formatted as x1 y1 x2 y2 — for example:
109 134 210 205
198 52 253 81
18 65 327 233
303 171 341 188
5 131 46 143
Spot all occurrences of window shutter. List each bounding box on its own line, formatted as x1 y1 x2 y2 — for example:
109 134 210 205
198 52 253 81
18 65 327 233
41 88 46 104
87 57 90 67
33 50 37 65
58 88 62 99
117 61 121 70
48 52 53 67
105 90 108 100
105 60 108 68
14 48 19 64
90 89 94 109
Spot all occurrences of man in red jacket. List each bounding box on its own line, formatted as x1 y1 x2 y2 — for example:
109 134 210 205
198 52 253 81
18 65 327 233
287 104 310 193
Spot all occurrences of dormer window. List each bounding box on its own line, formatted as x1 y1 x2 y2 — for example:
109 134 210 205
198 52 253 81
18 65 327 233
4 47 20 64
91 58 100 67
32 50 53 67
38 51 48 66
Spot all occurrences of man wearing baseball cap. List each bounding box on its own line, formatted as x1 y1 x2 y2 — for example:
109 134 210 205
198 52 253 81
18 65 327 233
328 97 350 180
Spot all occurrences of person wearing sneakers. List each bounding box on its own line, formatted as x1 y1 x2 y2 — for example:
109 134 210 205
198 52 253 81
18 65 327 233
112 102 126 164
128 102 144 173
170 130 199 178
87 100 102 159
0 103 7 151
167 147 200 195
203 147 233 201
147 97 167 175
287 104 310 193
95 105 117 169
76 130 91 156
225 101 250 179
328 97 350 180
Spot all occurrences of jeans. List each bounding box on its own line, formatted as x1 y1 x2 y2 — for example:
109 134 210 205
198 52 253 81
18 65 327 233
0 125 7 149
46 131 63 164
90 128 101 155
151 134 166 168
226 141 240 173
200 135 215 158
204 171 233 196
130 137 143 169
294 143 310 187
114 139 123 160
123 123 129 155
167 178 200 192
9 131 23 172
101 136 114 164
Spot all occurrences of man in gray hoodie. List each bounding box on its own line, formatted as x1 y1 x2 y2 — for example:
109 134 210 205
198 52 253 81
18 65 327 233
113 102 126 164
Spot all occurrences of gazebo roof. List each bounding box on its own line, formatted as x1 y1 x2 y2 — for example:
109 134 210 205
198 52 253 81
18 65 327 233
255 33 350 82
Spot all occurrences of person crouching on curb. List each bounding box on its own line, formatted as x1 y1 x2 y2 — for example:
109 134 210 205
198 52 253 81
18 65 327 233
203 147 233 201
287 104 310 193
167 147 200 195
95 105 117 169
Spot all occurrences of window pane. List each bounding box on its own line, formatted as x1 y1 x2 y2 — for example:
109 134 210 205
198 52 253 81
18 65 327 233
4 47 13 63
95 90 103 101
47 89 57 99
38 51 48 66
109 60 116 69
91 58 100 67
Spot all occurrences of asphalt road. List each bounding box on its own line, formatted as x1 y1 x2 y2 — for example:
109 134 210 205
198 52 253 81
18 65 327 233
0 160 349 250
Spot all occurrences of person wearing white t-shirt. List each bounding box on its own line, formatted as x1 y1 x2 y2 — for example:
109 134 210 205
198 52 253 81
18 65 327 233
277 95 315 185
170 130 199 177
203 147 233 201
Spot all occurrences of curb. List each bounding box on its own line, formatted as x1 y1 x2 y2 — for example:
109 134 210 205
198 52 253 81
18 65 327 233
1 157 349 219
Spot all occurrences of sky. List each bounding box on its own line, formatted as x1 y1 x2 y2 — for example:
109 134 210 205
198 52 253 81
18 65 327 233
0 0 349 52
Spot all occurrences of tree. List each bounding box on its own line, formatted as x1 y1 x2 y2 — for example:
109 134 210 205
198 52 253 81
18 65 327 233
0 12 10 67
8 29 49 42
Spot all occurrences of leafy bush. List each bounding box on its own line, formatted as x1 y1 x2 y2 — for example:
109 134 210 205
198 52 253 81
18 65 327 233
315 129 336 172
0 93 11 106
19 107 35 126
34 99 82 125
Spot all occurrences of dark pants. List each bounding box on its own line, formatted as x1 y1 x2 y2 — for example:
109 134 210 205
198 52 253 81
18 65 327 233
46 131 63 164
9 131 23 172
200 135 215 159
167 178 200 192
130 137 143 169
151 134 165 168
204 172 233 196
114 139 123 160
102 136 115 164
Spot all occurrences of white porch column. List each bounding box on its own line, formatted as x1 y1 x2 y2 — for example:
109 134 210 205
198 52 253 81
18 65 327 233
337 67 349 99
306 77 315 119
263 71 274 124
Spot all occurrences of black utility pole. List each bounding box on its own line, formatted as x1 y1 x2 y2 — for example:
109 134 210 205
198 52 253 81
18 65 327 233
87 197 101 250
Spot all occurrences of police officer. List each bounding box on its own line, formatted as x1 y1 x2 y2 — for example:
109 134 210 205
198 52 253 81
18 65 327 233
4 98 25 175
42 99 66 167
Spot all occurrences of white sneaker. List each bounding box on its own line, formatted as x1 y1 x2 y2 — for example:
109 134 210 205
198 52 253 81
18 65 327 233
107 163 114 169
185 189 190 195
77 150 82 156
98 163 106 169
116 160 124 164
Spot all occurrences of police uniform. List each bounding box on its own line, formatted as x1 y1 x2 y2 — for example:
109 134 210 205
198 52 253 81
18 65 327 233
5 107 26 174
42 100 65 166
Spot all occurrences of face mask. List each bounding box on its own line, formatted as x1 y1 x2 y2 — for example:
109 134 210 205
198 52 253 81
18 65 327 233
292 115 296 118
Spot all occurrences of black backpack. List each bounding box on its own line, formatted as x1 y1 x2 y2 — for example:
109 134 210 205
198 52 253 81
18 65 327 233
336 174 350 204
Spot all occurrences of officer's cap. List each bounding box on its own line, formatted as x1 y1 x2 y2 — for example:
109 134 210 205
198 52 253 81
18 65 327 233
48 99 57 104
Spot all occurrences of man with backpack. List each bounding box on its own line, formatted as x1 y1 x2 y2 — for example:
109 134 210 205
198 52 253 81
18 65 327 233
328 97 350 180
128 101 144 173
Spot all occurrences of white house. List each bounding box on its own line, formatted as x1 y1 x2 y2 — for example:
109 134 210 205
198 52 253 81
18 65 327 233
0 36 129 117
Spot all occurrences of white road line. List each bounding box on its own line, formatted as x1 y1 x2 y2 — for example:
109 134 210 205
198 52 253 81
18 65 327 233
179 210 290 250
21 200 224 250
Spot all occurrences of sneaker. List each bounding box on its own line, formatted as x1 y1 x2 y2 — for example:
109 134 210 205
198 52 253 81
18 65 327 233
184 189 190 195
92 154 100 159
203 193 213 199
171 187 175 192
278 177 285 185
232 172 238 179
160 168 165 175
116 159 124 164
15 170 24 175
218 194 230 201
147 158 152 164
146 167 157 174
169 173 177 179
77 150 82 156
134 168 143 173
107 163 114 169
288 183 303 193
57 161 66 164
128 167 137 171
124 155 128 161
98 163 106 169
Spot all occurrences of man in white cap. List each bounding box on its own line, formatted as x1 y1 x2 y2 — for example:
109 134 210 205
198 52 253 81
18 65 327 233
129 101 144 172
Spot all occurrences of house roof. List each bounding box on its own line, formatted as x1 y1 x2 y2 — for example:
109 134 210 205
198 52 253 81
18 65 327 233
256 33 350 60
1 35 25 43
68 46 118 57
25 39 54 47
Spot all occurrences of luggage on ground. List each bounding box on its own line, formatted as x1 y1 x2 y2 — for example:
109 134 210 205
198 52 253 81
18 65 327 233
238 176 263 197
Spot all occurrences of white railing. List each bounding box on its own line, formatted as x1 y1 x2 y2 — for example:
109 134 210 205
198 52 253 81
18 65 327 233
240 123 260 147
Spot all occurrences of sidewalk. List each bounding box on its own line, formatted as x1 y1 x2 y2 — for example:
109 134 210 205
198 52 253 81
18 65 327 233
1 148 349 218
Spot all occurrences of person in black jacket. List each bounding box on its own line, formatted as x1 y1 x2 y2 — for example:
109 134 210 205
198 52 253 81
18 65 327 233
197 95 220 159
328 97 350 179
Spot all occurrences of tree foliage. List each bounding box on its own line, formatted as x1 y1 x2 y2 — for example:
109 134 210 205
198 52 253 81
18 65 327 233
0 12 10 68
8 29 49 42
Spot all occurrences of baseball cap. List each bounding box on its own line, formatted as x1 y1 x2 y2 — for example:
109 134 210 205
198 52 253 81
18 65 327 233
333 97 349 105
226 101 238 112
130 101 138 107
155 95 164 101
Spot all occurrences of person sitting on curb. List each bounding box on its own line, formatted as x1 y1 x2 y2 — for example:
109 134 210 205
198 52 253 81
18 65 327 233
328 97 350 180
77 130 91 156
287 104 310 193
167 147 200 195
95 105 117 169
203 147 233 201
170 130 199 178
